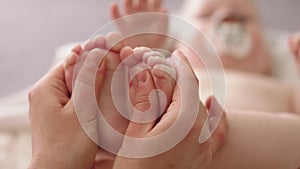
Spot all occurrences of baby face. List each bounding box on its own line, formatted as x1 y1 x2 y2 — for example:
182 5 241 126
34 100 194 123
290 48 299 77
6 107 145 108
182 0 260 27
180 0 271 75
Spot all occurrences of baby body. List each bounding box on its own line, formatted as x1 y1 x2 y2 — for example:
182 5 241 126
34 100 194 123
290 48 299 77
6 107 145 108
173 0 300 114
198 70 300 113
111 0 299 114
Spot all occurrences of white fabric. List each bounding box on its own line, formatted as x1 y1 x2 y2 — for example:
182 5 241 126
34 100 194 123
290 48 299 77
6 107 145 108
0 43 78 169
0 89 32 168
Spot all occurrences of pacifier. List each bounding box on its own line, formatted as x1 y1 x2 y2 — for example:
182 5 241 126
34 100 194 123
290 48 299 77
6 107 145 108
207 14 253 59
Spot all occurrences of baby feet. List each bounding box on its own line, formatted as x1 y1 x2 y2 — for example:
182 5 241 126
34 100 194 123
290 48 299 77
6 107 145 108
289 32 300 72
63 35 176 138
119 46 176 137
63 36 179 166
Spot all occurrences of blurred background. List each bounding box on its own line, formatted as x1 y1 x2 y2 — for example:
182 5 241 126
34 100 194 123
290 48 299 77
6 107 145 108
0 0 299 98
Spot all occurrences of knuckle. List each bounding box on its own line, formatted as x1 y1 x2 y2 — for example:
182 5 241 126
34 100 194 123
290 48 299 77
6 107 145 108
28 87 40 103
28 87 41 118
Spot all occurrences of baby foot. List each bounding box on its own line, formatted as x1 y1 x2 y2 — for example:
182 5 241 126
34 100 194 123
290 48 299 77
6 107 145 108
63 32 125 91
119 46 176 137
289 32 300 72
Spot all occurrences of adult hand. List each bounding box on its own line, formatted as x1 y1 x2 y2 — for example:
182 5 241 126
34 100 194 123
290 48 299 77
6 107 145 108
28 49 105 169
112 50 227 169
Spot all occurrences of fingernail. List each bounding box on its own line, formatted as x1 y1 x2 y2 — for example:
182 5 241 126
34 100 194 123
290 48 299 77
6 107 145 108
199 121 212 144
207 96 223 132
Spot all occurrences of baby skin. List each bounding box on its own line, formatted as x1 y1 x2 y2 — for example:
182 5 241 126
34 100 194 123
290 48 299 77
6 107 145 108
180 0 300 114
62 34 300 169
64 32 176 132
110 0 168 49
63 32 177 168
289 31 300 73
111 0 300 115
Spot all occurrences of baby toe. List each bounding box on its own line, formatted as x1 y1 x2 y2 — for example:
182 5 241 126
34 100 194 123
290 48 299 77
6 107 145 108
120 46 141 69
105 32 126 52
83 39 96 51
93 35 106 49
146 55 171 68
133 47 152 61
142 51 166 63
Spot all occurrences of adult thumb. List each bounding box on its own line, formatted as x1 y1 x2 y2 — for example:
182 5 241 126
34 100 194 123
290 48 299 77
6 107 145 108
70 48 106 144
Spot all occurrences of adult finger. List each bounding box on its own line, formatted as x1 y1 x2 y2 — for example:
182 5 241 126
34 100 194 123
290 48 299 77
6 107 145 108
29 63 69 108
70 49 106 144
205 96 226 154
